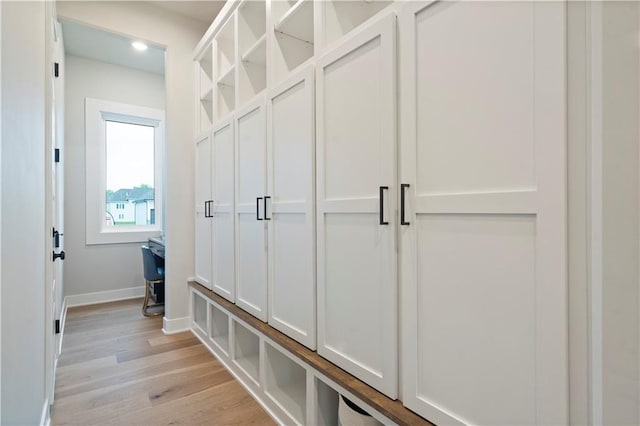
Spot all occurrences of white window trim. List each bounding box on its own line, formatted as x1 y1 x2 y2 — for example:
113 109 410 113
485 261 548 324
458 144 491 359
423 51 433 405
85 98 165 245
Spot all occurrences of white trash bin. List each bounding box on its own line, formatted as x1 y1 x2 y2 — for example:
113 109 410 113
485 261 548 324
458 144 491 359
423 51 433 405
338 395 382 426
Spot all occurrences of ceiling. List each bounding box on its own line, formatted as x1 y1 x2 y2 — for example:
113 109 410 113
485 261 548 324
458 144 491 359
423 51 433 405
61 20 166 75
61 1 226 76
147 1 226 24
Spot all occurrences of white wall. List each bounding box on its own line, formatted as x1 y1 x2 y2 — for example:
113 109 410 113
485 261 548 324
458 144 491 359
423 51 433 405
58 1 205 325
601 2 639 424
64 54 165 297
1 1 46 424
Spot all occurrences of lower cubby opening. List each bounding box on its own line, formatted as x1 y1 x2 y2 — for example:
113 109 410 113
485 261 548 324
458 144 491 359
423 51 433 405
209 303 229 355
192 291 208 333
315 378 339 425
232 320 260 385
264 344 307 424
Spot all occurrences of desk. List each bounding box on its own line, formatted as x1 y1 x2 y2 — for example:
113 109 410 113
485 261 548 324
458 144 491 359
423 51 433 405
148 236 165 259
147 237 165 303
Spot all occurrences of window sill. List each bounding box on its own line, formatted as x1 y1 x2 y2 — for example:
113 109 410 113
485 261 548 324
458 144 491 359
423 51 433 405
86 228 161 245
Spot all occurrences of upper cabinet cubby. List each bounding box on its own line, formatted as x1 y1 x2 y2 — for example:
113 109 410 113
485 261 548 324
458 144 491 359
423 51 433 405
320 0 393 49
216 15 236 119
238 0 267 106
271 0 314 84
197 43 214 134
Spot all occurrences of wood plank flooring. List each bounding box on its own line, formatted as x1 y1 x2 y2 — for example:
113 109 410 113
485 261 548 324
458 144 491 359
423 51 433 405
51 298 275 426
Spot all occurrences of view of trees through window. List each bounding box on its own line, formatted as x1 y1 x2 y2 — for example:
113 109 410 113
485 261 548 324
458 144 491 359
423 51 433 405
105 120 155 226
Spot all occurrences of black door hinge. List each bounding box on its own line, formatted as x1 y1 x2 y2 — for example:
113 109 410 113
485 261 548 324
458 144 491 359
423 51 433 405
54 62 59 78
55 319 60 334
55 148 60 163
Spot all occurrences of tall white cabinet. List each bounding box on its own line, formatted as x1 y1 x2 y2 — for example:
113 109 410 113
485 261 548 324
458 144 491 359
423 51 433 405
316 14 397 398
267 66 316 350
194 133 212 289
211 119 236 301
399 1 567 424
234 99 268 321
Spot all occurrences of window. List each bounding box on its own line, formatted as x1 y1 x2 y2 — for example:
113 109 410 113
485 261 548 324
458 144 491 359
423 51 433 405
85 98 165 244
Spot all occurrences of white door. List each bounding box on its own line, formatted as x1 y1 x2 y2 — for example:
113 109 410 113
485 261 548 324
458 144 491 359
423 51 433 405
195 133 212 289
235 98 268 321
53 21 65 363
46 5 65 405
400 2 567 424
267 65 316 349
211 119 235 302
316 14 397 398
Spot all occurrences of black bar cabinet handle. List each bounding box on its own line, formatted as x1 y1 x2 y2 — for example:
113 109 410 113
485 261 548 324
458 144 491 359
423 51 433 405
401 184 410 226
264 196 271 220
209 200 214 218
379 186 389 225
256 197 263 220
204 201 209 218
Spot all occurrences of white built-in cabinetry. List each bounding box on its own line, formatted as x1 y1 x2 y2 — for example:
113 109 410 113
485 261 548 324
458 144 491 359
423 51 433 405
316 13 397 398
234 98 268 321
194 133 212 289
267 66 316 350
193 1 569 424
211 119 236 301
399 2 567 424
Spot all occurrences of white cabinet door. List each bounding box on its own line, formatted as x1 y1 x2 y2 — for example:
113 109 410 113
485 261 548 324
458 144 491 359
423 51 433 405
195 133 212 289
211 119 235 302
400 2 567 424
235 98 268 321
267 66 316 350
316 14 397 398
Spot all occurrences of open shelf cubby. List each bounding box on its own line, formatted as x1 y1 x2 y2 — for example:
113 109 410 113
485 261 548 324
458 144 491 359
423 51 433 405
265 344 307 425
322 0 393 49
233 320 260 385
209 303 230 355
238 0 266 104
315 378 339 426
199 96 213 134
198 43 214 99
272 0 314 84
192 292 208 334
216 16 235 78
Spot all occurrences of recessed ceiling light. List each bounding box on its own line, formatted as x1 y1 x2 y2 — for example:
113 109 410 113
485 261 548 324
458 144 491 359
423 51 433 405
132 41 148 51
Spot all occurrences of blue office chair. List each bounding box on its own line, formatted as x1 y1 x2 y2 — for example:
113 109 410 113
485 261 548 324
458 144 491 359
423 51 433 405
141 245 164 317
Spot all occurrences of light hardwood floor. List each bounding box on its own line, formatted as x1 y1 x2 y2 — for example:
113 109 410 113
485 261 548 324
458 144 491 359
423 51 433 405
51 298 275 425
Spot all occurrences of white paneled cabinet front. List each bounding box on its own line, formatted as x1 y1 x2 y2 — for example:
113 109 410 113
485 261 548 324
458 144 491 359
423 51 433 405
267 66 316 350
316 14 397 398
211 119 236 302
194 133 212 289
400 1 567 425
235 98 268 321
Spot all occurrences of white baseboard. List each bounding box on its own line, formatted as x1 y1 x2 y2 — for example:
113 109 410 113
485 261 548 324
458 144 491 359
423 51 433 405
163 316 191 334
40 398 50 426
64 286 144 308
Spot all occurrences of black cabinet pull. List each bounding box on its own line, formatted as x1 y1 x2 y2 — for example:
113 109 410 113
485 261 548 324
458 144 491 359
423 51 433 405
401 184 410 226
256 197 263 220
204 201 210 218
379 186 389 225
209 200 214 218
264 196 271 220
